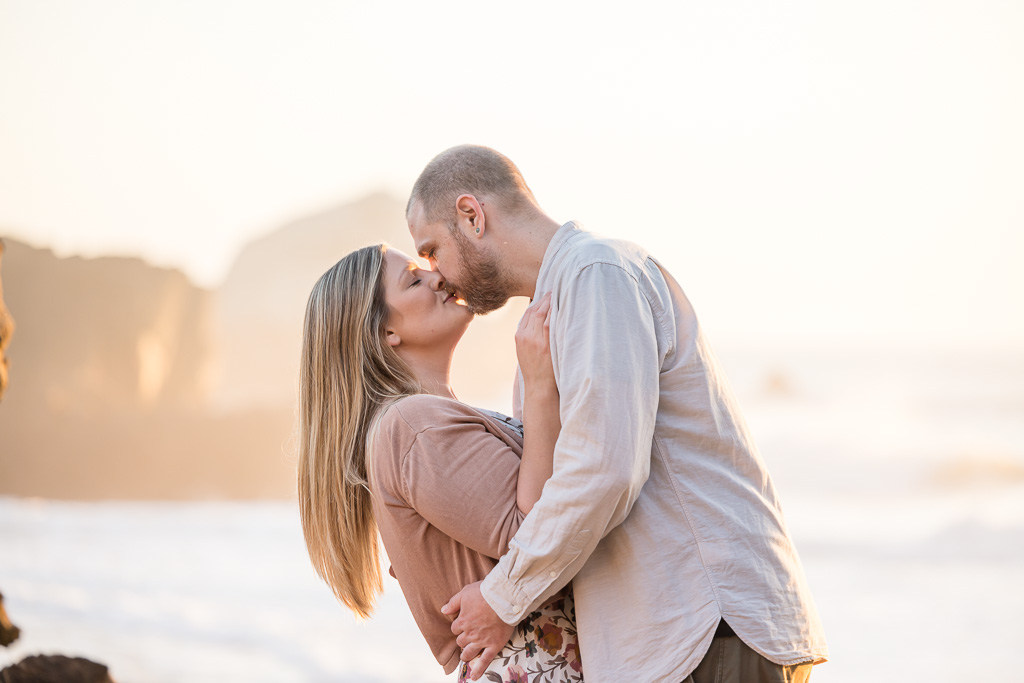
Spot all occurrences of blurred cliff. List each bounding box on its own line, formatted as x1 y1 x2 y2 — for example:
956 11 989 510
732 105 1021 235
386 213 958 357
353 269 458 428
0 241 12 402
0 193 523 500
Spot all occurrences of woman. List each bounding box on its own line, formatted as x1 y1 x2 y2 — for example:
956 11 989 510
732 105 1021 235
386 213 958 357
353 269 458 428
297 244 582 682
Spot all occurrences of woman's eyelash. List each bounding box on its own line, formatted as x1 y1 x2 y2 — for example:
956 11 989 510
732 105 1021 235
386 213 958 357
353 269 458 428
411 278 422 287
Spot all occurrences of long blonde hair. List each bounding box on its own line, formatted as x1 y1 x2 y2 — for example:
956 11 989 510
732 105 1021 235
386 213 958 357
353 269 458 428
298 244 420 618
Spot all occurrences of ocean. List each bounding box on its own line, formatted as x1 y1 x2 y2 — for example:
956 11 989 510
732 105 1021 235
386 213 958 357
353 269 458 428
1 347 1022 682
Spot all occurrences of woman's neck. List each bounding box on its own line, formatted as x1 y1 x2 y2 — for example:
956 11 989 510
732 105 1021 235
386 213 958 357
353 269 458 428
401 349 457 400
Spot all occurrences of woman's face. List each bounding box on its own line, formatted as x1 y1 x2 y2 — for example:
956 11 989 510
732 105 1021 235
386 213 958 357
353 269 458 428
382 248 472 353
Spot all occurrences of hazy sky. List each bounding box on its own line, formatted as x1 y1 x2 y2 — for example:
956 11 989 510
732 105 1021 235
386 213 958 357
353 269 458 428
1 0 1021 348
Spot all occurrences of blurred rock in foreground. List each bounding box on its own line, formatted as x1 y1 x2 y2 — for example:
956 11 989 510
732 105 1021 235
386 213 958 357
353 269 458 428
0 592 19 647
0 654 115 683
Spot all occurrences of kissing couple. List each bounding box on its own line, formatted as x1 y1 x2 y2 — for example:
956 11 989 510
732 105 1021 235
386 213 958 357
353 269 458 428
298 145 828 682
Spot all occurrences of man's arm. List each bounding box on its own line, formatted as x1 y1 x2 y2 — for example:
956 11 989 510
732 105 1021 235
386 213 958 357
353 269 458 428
448 263 663 676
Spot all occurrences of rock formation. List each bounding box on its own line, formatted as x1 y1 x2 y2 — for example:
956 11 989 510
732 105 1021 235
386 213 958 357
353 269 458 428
0 240 13 402
0 239 213 412
0 237 276 499
0 591 19 647
0 192 524 499
0 654 115 683
214 191 411 411
214 191 525 414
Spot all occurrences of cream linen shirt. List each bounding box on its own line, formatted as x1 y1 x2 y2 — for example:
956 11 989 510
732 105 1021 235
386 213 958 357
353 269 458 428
480 222 828 682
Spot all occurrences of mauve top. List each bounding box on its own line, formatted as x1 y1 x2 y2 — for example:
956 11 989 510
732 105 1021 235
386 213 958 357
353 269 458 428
367 394 529 674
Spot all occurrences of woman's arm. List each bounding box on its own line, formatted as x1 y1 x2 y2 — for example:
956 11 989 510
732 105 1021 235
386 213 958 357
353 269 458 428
374 396 527 559
515 294 560 515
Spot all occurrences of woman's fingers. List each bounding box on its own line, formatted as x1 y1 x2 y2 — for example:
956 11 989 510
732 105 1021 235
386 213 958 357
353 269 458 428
517 292 553 383
535 294 552 332
517 299 539 333
522 293 551 336
530 292 551 321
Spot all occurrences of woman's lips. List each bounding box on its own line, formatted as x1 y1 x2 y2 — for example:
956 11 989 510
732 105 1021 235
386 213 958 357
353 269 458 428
444 293 468 307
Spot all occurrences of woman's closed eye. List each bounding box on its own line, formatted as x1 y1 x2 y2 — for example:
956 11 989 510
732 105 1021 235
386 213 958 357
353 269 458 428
410 278 422 287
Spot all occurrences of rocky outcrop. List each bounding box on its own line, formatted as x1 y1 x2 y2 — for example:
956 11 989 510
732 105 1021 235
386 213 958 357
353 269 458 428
0 654 115 683
0 594 114 681
0 240 13 402
214 191 413 410
0 591 19 647
0 239 213 412
0 237 280 499
214 191 525 413
0 192 525 499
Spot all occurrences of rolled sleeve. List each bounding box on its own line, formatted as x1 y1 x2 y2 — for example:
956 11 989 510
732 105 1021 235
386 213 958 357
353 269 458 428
481 262 661 622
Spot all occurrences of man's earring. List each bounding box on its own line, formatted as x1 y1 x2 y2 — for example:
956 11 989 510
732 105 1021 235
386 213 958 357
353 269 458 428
475 227 480 234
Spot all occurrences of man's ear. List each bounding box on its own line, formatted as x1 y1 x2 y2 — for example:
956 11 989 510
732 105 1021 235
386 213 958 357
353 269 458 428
455 194 485 239
385 329 401 347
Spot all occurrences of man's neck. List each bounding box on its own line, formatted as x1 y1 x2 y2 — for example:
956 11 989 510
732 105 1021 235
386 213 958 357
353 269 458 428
502 212 563 299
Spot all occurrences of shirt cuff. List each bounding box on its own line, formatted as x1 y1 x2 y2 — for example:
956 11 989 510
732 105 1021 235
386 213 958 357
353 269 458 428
480 564 533 625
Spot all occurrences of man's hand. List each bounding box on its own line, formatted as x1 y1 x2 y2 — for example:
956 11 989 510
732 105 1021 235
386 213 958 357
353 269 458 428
441 581 515 680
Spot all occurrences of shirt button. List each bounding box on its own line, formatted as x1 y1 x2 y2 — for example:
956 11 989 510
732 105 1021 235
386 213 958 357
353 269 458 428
511 605 521 614
549 571 557 578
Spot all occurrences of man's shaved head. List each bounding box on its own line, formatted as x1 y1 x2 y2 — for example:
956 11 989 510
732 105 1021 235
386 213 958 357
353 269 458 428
407 145 537 225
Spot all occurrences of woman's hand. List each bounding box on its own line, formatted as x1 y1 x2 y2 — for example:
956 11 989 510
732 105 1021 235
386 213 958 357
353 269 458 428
514 293 559 516
515 293 555 392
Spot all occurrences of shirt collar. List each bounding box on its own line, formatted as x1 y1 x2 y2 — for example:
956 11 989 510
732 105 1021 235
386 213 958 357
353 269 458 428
534 221 582 298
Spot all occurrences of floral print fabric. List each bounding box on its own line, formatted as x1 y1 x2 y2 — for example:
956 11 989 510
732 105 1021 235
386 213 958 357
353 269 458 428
457 588 583 683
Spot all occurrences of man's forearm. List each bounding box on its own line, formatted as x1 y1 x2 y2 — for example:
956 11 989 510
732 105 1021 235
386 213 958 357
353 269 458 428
483 264 662 621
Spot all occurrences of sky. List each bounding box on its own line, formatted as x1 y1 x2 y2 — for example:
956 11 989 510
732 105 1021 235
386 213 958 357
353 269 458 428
1 0 1021 349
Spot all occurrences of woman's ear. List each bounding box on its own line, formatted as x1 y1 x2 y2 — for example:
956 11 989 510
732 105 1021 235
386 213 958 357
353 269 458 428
385 329 401 347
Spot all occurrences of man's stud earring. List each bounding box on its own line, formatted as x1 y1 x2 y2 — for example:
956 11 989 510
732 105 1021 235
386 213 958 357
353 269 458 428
475 227 480 234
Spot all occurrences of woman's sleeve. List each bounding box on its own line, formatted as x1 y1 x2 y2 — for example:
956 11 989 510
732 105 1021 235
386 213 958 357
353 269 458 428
399 413 526 560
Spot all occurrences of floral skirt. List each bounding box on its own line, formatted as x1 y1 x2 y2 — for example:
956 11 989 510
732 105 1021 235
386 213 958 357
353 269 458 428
457 588 583 683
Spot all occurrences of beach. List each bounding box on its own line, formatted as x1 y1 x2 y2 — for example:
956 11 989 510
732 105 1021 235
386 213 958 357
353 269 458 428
1 347 1022 682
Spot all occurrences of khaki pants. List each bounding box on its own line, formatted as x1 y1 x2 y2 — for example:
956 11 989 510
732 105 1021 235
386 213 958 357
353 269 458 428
682 632 813 683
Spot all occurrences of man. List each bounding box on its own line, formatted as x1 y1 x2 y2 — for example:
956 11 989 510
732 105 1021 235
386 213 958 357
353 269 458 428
406 145 828 682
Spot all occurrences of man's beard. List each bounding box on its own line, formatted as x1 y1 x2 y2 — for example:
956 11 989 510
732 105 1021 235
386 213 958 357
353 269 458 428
450 229 515 315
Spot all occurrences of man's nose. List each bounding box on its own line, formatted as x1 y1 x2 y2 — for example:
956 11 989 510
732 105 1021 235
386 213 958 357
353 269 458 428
427 271 447 291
